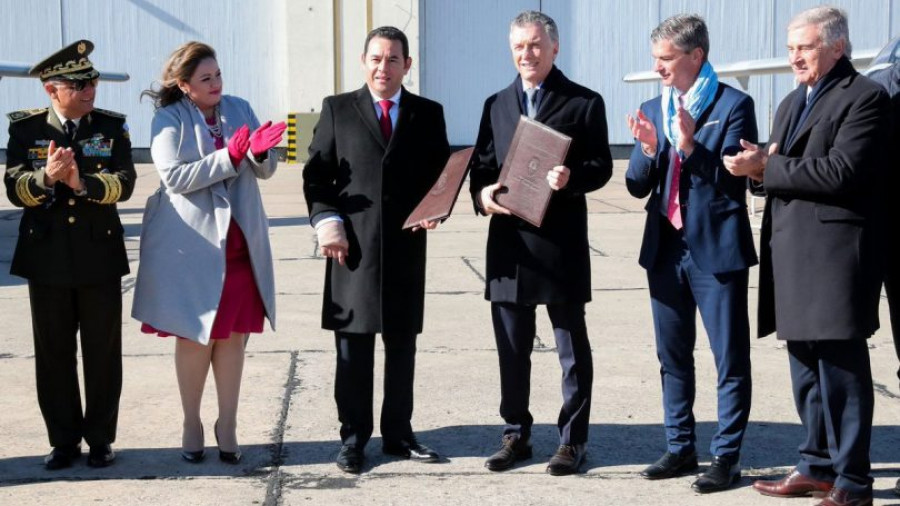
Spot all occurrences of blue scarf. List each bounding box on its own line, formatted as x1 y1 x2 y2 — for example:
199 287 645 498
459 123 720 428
661 61 719 149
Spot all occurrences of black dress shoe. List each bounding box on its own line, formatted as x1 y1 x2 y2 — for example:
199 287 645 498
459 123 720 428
383 437 440 463
336 444 364 474
86 444 116 468
692 455 741 493
485 435 532 472
44 445 81 470
181 449 206 463
546 444 586 476
640 451 699 480
182 423 205 463
214 420 242 464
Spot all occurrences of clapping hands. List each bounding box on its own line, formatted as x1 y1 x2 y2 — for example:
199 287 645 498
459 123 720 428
250 121 287 157
228 125 251 168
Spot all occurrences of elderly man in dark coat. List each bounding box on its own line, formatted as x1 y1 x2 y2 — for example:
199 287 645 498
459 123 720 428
303 26 450 474
725 7 889 506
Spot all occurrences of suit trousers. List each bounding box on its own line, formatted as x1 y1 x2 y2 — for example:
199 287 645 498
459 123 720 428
647 221 752 458
788 339 874 495
28 280 123 448
334 331 417 448
491 301 593 445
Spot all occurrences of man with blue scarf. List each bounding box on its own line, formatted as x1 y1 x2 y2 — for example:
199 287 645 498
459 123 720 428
625 14 758 494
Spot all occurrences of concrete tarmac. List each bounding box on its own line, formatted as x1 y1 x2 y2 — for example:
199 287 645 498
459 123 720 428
1 161 899 505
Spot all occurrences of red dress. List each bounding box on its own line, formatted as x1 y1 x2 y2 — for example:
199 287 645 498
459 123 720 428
141 118 265 340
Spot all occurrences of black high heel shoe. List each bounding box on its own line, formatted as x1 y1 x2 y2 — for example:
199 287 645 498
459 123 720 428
181 423 205 463
214 420 242 464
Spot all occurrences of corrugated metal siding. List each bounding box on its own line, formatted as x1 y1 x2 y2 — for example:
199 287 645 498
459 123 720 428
1 0 289 150
1 0 894 148
421 0 539 145
423 0 895 145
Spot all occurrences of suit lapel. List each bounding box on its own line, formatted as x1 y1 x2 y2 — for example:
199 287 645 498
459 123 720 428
785 57 855 152
353 85 387 150
500 77 524 124
534 67 567 122
386 90 413 155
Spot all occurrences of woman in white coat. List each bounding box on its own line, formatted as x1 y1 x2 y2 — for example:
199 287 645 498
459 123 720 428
133 41 284 464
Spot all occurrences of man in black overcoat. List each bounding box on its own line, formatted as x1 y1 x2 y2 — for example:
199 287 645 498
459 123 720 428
469 10 612 476
303 26 451 474
725 7 889 506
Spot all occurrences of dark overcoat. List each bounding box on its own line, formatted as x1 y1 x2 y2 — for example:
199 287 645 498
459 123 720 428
303 86 450 334
469 66 613 304
757 57 890 341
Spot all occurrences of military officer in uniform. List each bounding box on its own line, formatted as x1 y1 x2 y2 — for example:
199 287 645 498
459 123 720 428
3 40 135 469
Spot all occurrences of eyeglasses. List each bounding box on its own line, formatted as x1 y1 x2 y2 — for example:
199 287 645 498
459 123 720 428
54 78 99 92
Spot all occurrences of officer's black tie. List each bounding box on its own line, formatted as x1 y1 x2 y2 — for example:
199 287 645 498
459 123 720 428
64 120 77 143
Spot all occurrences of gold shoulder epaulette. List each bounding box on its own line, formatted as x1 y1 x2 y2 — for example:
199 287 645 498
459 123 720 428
92 108 126 119
6 108 48 122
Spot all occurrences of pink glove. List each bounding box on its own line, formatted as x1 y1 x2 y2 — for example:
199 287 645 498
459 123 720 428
250 121 287 157
228 124 251 168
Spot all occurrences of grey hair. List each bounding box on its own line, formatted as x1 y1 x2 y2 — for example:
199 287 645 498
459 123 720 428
510 10 559 43
651 14 709 62
788 5 852 57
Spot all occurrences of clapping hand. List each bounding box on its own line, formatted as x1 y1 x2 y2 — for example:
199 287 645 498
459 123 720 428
723 139 777 182
675 105 696 156
44 140 76 185
250 121 287 157
626 110 658 156
228 125 251 169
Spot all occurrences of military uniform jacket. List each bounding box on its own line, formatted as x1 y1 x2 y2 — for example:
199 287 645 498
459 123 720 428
303 86 451 335
4 107 135 285
469 67 613 304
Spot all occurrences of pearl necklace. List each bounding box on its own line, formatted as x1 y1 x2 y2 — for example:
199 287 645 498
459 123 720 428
204 105 223 138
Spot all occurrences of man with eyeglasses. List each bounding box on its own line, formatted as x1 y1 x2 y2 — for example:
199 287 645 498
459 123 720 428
725 7 889 506
4 40 135 470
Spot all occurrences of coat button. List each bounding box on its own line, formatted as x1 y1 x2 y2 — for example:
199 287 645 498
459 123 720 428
68 216 75 224
107 229 112 235
29 228 33 234
68 198 76 206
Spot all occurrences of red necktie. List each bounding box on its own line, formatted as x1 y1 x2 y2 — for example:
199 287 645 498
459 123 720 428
666 95 686 230
378 99 393 142
666 149 683 230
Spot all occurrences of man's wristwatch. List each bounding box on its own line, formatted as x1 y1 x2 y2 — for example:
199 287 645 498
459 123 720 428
74 178 88 197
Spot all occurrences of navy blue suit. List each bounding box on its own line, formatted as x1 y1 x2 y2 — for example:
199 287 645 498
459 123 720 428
626 82 757 460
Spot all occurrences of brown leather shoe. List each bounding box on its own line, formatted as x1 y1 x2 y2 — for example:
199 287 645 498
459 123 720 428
752 468 834 497
814 487 872 506
485 435 532 472
546 444 586 476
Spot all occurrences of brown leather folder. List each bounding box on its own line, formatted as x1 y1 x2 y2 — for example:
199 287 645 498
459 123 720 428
495 116 571 227
403 147 475 230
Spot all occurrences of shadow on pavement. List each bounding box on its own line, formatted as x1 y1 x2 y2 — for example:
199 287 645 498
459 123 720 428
4 422 899 488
